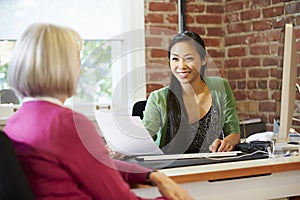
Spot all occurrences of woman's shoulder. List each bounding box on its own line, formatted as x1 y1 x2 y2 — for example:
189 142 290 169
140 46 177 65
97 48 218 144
204 76 230 88
146 86 169 108
148 86 169 98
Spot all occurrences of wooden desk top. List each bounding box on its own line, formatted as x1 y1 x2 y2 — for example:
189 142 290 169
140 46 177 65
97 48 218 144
160 155 300 183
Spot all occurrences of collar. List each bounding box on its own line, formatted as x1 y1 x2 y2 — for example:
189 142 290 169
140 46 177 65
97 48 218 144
22 97 64 107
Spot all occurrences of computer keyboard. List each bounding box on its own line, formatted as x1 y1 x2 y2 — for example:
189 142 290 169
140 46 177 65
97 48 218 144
135 151 242 161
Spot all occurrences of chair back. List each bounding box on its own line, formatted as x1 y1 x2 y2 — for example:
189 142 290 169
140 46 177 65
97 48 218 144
132 100 147 119
0 130 34 200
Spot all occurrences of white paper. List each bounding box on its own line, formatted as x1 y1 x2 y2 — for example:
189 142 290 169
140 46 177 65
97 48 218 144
245 131 274 143
95 111 163 156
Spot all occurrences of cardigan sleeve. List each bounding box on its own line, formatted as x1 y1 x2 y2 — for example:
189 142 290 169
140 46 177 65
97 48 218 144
205 77 240 136
143 87 168 142
222 79 241 135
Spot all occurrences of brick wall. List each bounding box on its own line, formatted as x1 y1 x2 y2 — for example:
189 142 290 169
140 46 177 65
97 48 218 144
144 0 300 131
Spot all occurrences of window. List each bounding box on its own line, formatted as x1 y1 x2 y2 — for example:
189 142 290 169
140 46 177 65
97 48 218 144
0 0 146 115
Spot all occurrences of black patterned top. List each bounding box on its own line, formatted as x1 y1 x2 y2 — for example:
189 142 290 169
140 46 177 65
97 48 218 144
163 97 223 154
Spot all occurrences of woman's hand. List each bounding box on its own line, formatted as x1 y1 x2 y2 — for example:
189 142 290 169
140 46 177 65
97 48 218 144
209 139 234 152
149 171 194 200
209 133 240 152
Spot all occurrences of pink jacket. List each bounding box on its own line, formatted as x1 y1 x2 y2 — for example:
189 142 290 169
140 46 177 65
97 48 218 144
4 100 166 200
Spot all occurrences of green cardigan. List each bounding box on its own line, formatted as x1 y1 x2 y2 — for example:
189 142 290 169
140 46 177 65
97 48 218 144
142 76 240 148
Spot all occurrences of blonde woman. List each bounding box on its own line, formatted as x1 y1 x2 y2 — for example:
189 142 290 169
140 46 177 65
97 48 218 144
4 23 192 200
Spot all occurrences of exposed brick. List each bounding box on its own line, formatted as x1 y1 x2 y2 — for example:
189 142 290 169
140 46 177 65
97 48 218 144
150 49 168 58
186 27 206 36
149 2 176 12
258 80 268 89
203 38 222 47
248 68 269 78
185 4 205 13
145 14 164 23
226 1 244 12
207 27 225 37
185 14 195 23
144 0 300 130
225 59 239 68
227 70 246 79
296 29 300 40
207 68 225 77
226 13 239 23
233 91 247 101
167 14 178 23
248 33 264 44
146 83 164 93
296 15 300 26
270 67 279 78
229 80 237 90
146 37 163 48
263 7 284 18
241 9 260 20
264 30 281 42
250 0 271 8
253 20 272 31
272 0 285 4
285 1 300 14
227 22 251 34
237 101 259 112
259 101 276 112
248 90 269 100
228 47 247 57
207 49 225 57
237 80 246 89
250 45 270 55
196 15 223 24
247 80 257 89
272 16 294 29
271 91 281 101
147 71 171 82
207 5 224 14
262 57 278 66
225 35 247 46
148 26 177 36
147 60 169 68
269 79 278 90
204 0 223 3
241 57 261 67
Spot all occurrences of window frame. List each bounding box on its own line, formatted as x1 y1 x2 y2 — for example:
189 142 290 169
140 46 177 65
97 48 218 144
0 0 146 117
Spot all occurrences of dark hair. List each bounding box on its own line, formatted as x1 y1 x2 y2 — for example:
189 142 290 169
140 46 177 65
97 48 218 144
168 31 206 60
166 31 207 143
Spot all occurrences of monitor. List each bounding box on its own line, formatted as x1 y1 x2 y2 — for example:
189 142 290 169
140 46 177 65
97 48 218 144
278 24 297 141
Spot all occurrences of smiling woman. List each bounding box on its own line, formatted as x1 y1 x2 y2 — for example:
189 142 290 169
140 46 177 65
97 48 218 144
142 31 241 154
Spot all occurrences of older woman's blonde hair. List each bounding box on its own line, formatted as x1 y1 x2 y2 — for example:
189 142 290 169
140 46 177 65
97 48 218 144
8 23 82 99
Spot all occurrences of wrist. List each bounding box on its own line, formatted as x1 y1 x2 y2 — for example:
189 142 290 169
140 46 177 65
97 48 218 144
146 170 158 186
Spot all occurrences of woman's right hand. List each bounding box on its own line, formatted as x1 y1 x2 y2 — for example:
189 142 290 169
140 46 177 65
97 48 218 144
149 171 194 200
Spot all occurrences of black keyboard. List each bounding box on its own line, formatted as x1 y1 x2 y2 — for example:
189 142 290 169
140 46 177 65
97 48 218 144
124 152 269 169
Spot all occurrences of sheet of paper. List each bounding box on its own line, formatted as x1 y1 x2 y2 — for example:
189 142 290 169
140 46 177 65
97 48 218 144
95 111 163 156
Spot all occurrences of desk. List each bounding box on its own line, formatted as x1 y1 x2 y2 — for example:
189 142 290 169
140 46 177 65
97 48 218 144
131 156 300 200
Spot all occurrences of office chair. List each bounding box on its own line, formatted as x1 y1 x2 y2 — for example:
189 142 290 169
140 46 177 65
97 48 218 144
132 100 147 119
132 83 163 119
0 130 34 200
